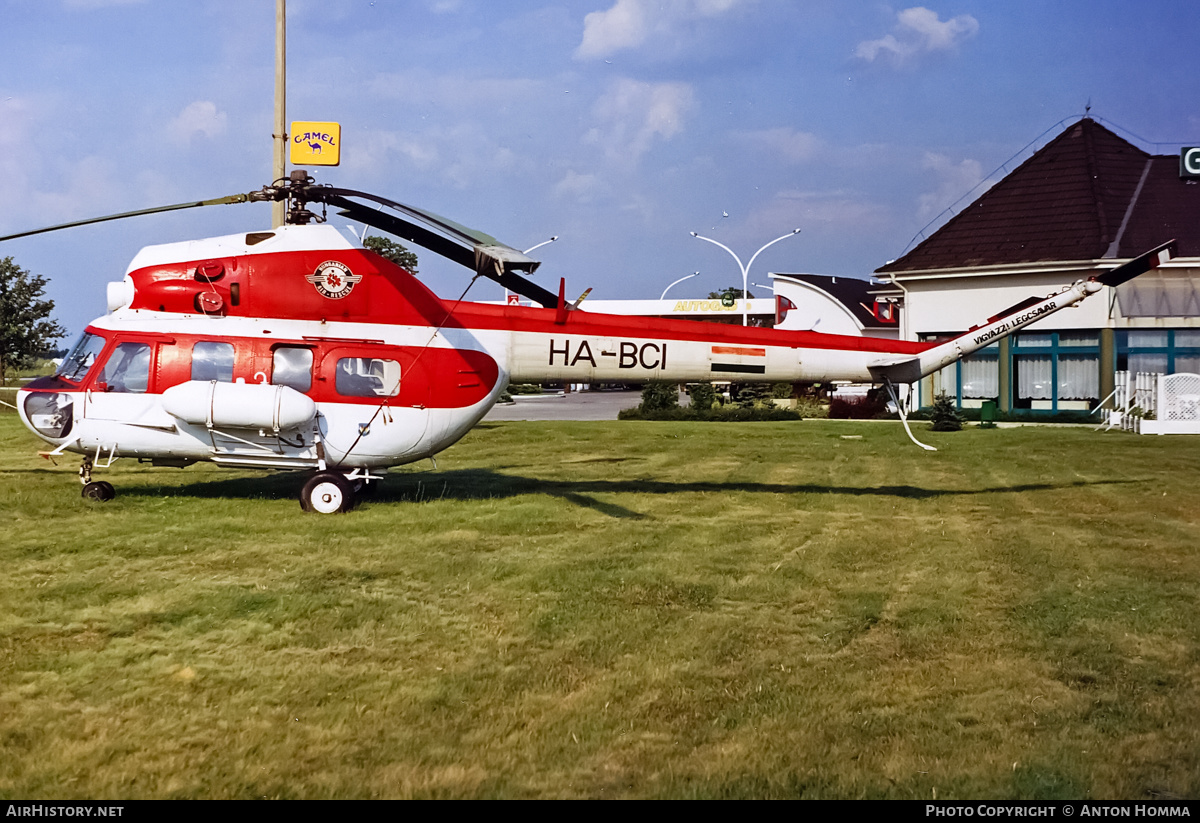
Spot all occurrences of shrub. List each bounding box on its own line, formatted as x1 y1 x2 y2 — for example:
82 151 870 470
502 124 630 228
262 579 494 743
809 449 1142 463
732 382 771 408
687 382 717 412
929 392 964 431
640 381 680 412
618 404 802 422
771 382 794 400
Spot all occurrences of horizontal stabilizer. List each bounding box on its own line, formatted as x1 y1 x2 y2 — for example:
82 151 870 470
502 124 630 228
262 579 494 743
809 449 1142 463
867 355 922 385
1095 240 1176 287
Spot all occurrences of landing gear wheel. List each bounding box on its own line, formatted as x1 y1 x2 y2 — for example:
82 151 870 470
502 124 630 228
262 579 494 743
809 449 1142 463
81 481 115 502
300 472 355 514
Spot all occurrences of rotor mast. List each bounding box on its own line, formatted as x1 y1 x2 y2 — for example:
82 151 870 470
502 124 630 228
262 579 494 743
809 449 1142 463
272 0 287 228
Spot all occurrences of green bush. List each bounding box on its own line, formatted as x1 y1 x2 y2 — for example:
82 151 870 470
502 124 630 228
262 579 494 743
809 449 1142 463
640 381 680 412
618 404 803 422
687 382 718 412
929 392 964 432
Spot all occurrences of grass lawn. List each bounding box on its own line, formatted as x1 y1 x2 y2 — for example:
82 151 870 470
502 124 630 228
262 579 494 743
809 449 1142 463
1 408 1199 799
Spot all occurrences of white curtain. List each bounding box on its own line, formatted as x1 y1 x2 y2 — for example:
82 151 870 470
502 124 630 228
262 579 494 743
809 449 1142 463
960 357 998 398
1174 355 1200 374
1057 355 1099 401
1017 356 1052 400
1129 353 1168 375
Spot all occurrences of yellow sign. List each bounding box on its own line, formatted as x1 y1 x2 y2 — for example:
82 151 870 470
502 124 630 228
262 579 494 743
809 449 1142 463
290 121 341 166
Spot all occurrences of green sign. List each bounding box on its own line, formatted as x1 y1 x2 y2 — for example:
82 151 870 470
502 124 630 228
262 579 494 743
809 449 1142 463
1181 147 1200 179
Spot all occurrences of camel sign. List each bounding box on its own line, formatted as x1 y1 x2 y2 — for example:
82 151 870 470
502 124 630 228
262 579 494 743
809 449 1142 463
290 122 341 167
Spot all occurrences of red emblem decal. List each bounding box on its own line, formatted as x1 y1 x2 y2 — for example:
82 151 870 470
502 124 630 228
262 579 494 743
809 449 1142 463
306 260 362 299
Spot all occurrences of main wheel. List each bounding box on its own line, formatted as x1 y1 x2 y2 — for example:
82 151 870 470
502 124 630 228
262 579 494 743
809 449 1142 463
81 481 115 502
300 472 355 514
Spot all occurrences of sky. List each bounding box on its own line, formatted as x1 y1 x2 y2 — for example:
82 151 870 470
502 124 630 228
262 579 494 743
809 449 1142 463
3 0 1200 339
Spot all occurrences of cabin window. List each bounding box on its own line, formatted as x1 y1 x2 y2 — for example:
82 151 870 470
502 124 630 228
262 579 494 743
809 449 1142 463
272 347 313 393
335 357 400 398
98 342 151 393
57 332 106 383
191 341 235 382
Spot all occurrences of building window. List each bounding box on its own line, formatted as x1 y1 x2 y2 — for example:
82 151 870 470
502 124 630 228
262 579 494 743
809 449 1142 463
1014 354 1053 408
1011 332 1100 411
1117 330 1200 375
959 350 999 406
1058 355 1100 401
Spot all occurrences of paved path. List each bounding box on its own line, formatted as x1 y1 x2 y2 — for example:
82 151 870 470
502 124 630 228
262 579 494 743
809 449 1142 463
483 390 643 421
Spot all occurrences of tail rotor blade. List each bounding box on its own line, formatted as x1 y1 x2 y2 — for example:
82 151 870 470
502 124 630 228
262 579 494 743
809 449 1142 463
1094 240 1176 287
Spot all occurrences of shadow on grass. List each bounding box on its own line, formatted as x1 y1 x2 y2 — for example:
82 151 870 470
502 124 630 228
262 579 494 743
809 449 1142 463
113 468 1139 519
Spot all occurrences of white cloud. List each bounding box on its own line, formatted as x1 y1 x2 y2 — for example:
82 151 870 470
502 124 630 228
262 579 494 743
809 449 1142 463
916 152 989 222
734 189 889 249
167 101 227 143
576 0 749 60
855 7 979 65
554 170 604 202
740 127 821 164
344 129 441 176
585 77 694 164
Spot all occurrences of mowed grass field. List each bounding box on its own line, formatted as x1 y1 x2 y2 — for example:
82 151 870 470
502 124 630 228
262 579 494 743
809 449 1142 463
1 406 1199 799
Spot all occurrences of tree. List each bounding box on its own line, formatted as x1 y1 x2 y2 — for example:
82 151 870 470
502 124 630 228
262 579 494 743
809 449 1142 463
929 392 964 432
707 285 755 301
0 257 65 386
363 235 419 275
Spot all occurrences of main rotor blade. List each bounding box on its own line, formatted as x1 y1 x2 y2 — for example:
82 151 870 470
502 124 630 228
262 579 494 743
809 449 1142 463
0 193 255 243
1094 240 1176 287
323 189 559 308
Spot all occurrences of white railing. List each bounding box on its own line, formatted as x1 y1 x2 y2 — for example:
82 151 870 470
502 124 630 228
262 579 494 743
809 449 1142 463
1110 370 1200 434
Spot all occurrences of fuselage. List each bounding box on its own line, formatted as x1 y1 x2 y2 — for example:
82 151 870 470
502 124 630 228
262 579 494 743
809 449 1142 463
20 221 1114 475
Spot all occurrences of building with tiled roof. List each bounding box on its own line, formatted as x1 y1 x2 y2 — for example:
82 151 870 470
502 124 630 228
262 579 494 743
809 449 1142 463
876 118 1200 413
769 272 901 339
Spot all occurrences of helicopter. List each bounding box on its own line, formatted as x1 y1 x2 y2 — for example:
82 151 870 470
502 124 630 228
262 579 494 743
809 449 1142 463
8 170 1175 513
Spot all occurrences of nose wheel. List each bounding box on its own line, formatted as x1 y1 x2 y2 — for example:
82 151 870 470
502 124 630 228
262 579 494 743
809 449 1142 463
79 457 116 502
300 471 356 514
82 480 116 501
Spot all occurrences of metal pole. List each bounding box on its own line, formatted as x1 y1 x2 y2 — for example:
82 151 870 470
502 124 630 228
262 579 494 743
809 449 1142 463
508 236 558 300
660 272 699 301
272 0 287 228
691 229 799 325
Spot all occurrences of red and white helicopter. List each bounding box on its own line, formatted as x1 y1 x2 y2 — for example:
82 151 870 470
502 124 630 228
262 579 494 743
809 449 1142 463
8 171 1175 512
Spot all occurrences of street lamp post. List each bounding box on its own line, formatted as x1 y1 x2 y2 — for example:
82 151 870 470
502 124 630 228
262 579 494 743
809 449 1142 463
523 236 559 256
690 228 800 325
660 272 700 301
505 236 558 303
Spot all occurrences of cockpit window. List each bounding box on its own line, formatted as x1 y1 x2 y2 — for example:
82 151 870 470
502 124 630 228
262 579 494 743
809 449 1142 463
98 342 151 393
335 357 401 397
57 332 106 383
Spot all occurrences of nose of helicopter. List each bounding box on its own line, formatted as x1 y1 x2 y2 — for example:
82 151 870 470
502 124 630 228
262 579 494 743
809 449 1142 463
16 387 76 442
